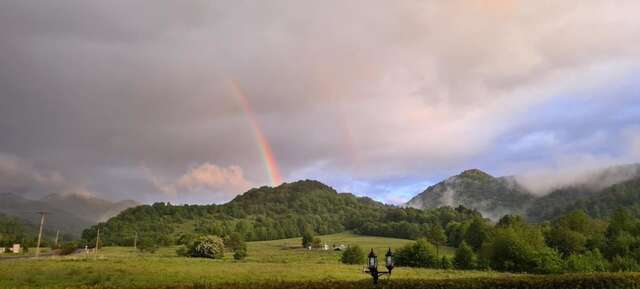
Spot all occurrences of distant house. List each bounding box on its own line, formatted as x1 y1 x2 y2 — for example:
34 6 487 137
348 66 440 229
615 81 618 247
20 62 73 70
11 244 21 253
333 244 346 251
0 247 5 253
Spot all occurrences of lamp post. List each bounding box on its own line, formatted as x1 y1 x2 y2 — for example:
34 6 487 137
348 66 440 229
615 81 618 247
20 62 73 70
364 248 394 285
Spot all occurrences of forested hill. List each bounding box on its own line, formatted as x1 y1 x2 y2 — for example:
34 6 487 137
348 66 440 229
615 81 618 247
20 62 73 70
82 180 483 246
527 176 640 221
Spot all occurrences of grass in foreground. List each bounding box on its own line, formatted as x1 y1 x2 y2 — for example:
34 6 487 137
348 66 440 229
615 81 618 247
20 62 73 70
0 233 505 288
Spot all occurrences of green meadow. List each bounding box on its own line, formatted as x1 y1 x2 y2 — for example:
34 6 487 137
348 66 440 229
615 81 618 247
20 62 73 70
0 233 508 288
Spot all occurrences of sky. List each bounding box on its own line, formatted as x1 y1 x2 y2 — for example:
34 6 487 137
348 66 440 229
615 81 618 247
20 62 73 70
1 1 640 204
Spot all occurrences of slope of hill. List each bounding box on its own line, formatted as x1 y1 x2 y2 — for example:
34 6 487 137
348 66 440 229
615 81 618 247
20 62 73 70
405 169 534 219
0 193 138 238
527 176 640 221
83 180 483 246
407 164 640 222
42 193 138 222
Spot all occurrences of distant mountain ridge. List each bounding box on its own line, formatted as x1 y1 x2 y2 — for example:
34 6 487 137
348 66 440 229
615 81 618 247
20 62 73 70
0 193 138 237
405 169 533 219
406 164 640 221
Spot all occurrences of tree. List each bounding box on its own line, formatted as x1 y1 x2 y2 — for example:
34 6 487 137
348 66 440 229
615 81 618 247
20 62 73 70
564 249 609 272
454 241 476 269
189 235 224 259
427 224 447 256
465 218 491 251
226 232 246 251
233 246 248 260
301 229 314 248
341 245 365 264
395 239 438 268
137 237 159 253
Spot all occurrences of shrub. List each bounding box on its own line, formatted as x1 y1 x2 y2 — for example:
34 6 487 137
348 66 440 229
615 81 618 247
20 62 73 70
312 237 322 248
162 273 640 289
340 245 365 264
176 245 189 257
395 239 438 268
225 233 245 251
565 250 609 272
58 242 78 256
137 238 159 253
190 235 224 259
610 255 640 272
233 246 247 260
482 225 563 273
301 230 314 248
440 256 453 269
454 241 476 269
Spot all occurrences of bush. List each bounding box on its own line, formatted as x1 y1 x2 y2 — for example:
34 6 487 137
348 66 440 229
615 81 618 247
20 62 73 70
440 256 453 269
176 245 189 257
137 238 159 253
340 245 365 264
190 235 224 259
454 241 476 269
302 230 314 248
312 237 322 248
225 233 245 251
233 246 248 260
395 239 438 268
610 255 640 272
565 250 609 273
482 225 563 273
58 242 78 256
148 273 640 289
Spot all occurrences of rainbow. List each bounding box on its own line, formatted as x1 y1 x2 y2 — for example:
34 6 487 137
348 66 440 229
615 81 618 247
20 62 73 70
229 80 283 186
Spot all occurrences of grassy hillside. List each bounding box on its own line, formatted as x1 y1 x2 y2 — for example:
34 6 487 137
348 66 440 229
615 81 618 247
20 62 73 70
0 233 492 289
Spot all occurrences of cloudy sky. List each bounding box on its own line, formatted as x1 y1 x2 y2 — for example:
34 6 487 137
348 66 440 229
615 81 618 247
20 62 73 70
1 1 640 204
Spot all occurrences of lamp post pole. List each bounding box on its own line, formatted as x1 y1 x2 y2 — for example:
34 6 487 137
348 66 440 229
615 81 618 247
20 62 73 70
364 248 394 285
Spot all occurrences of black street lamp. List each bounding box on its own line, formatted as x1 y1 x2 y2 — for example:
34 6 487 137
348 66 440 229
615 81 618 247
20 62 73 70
364 248 393 285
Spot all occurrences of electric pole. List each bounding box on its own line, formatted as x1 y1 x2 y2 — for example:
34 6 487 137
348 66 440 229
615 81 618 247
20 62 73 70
35 211 49 257
55 230 59 247
95 227 100 260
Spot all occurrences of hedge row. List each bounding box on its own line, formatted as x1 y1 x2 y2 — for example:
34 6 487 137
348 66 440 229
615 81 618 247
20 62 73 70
60 273 640 289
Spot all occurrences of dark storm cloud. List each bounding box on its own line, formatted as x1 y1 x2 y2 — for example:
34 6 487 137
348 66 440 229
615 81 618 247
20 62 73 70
1 1 640 203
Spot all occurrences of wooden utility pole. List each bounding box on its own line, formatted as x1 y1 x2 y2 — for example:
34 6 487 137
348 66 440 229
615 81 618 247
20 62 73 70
35 211 49 257
95 228 100 260
54 230 59 247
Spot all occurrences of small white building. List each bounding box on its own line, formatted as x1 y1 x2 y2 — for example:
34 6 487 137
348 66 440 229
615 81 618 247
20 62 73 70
0 247 5 253
11 244 21 254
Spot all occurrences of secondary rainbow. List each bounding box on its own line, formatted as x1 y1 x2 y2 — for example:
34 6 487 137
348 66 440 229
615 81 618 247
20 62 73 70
229 80 283 186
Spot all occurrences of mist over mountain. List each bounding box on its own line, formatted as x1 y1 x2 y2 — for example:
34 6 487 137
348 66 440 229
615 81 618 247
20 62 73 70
0 193 138 237
406 164 640 221
405 169 533 220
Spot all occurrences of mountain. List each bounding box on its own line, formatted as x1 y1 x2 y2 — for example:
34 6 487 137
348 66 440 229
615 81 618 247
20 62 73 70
82 180 483 246
42 193 138 223
407 164 640 222
527 175 640 221
406 169 534 220
0 193 138 238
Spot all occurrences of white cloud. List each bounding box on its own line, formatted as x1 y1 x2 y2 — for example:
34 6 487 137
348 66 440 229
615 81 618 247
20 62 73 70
146 163 252 203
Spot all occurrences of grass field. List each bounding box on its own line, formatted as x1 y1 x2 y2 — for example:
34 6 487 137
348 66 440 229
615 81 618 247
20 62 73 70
0 233 509 288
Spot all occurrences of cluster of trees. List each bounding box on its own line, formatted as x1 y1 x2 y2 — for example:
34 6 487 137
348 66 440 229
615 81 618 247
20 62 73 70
81 181 483 249
393 209 640 273
0 213 28 247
